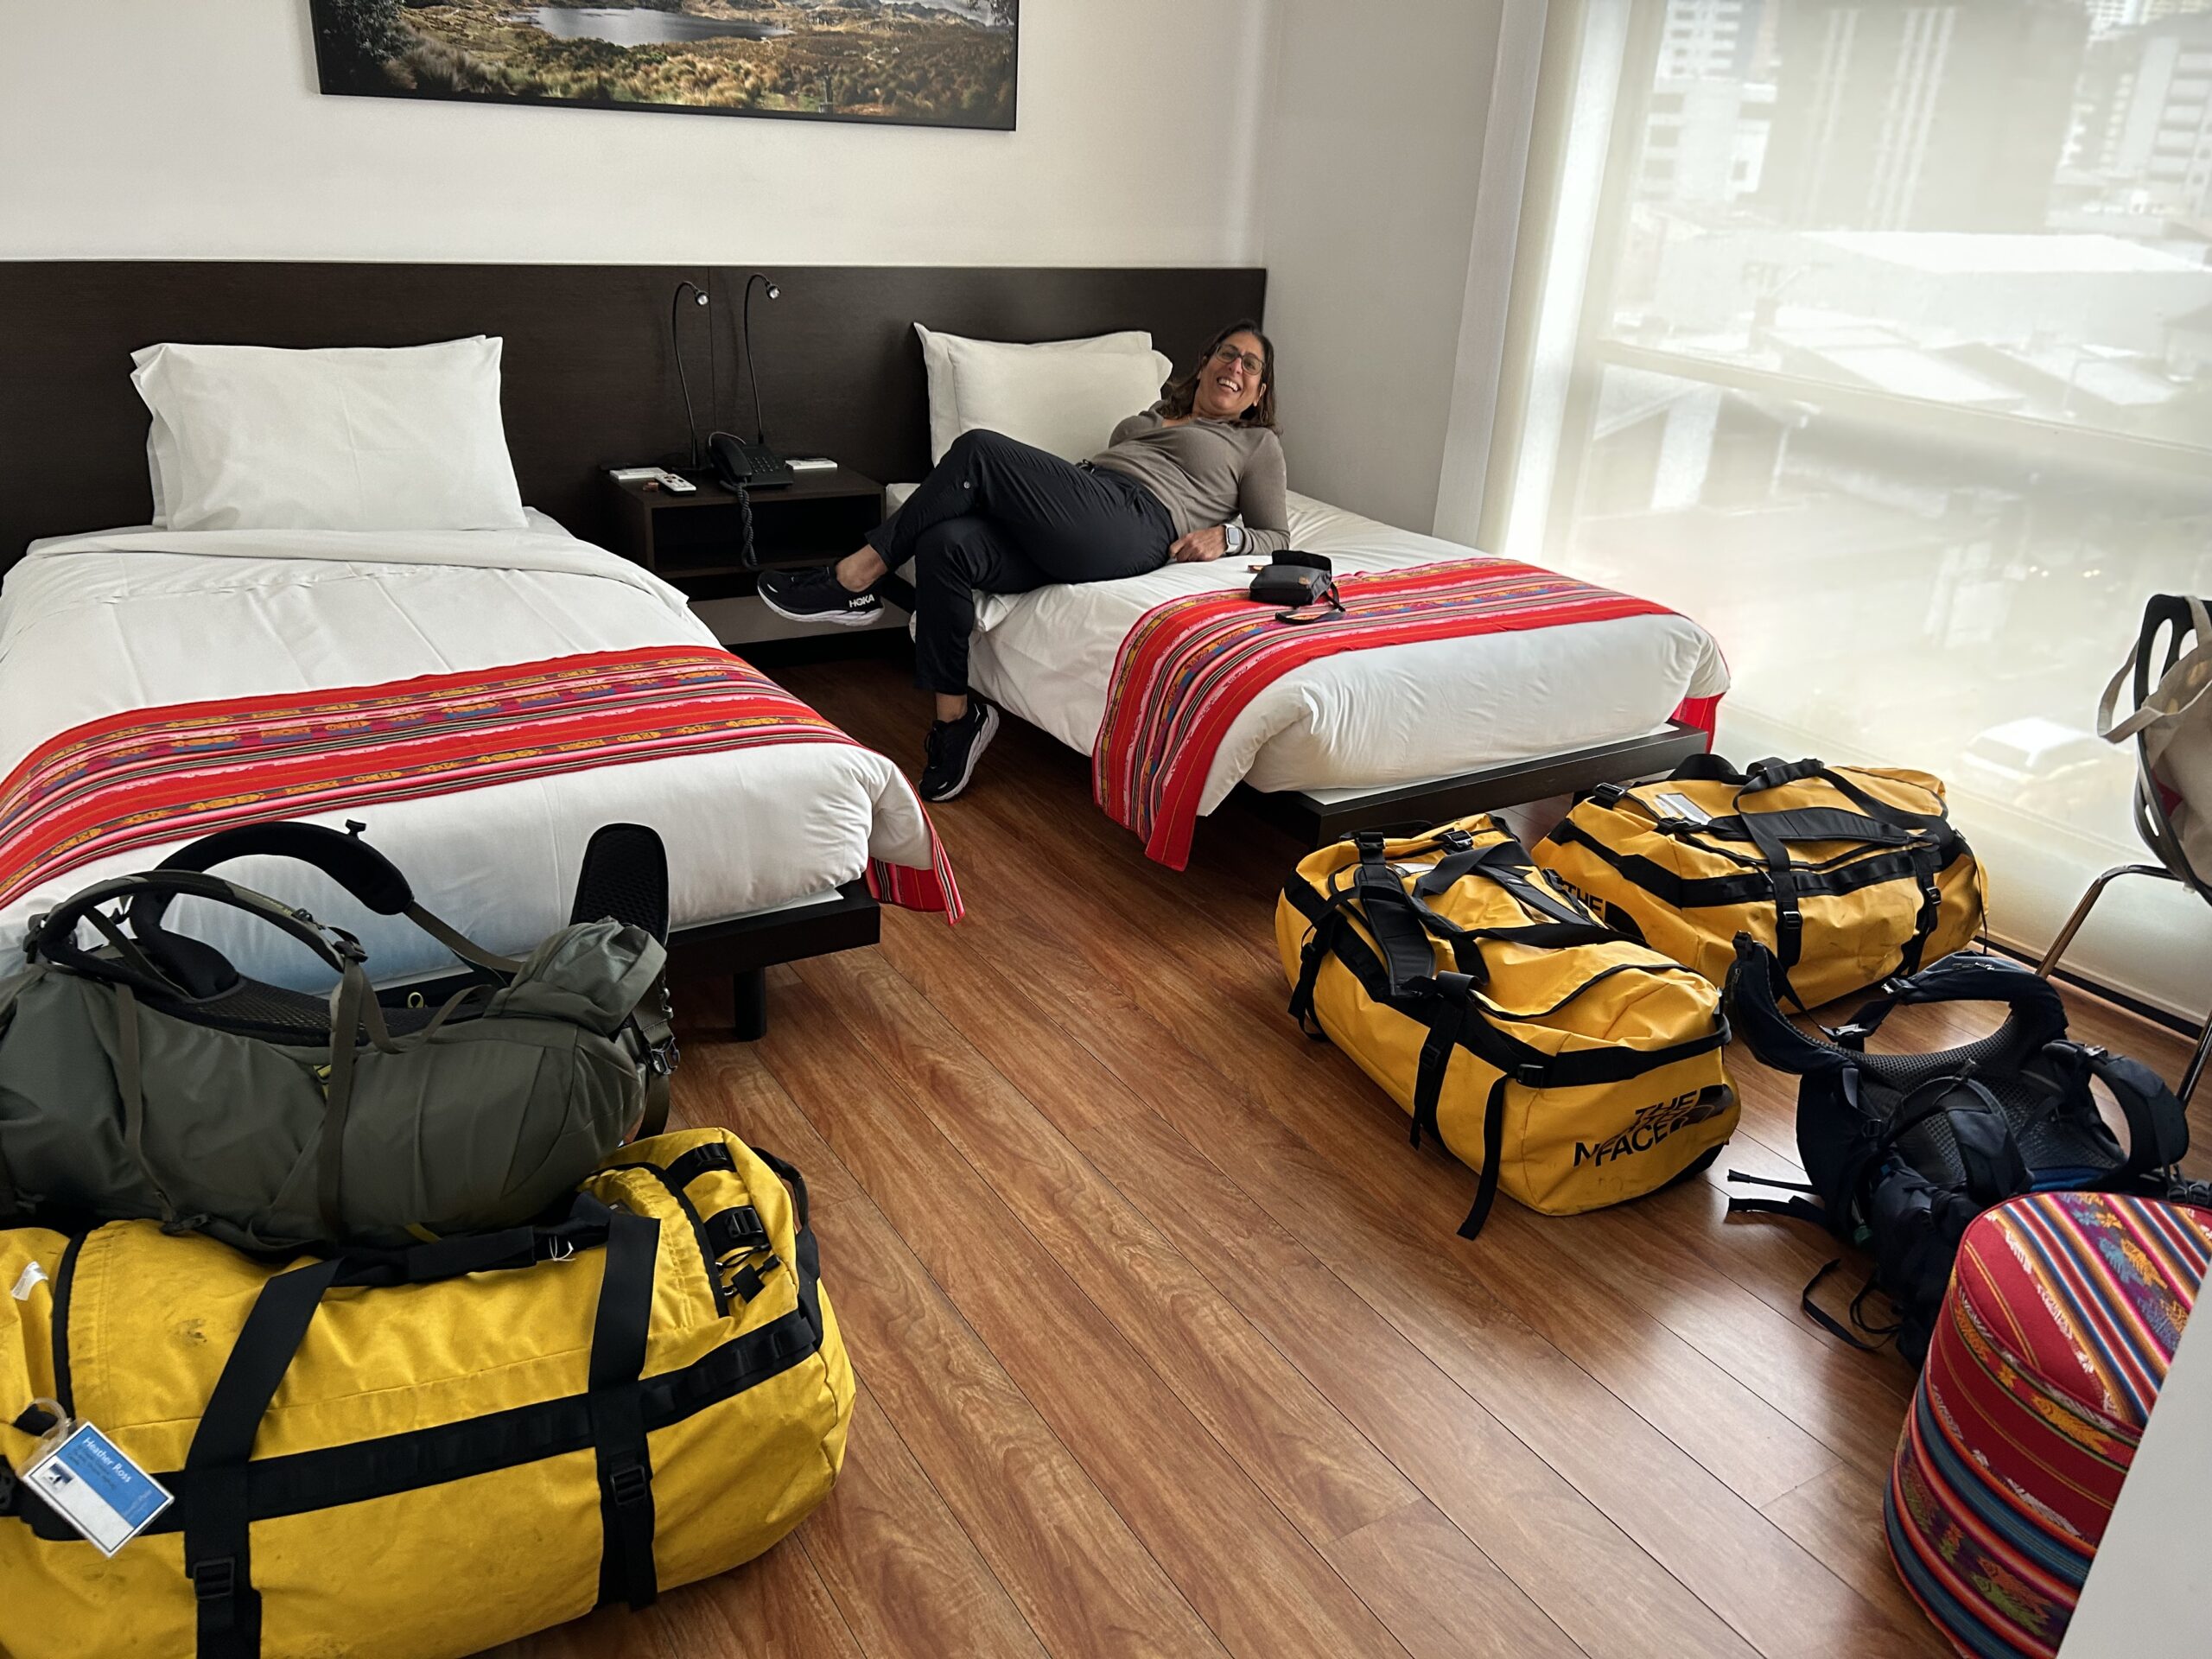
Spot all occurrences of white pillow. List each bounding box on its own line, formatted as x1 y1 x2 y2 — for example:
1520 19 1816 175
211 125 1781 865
914 324 1174 464
130 337 527 532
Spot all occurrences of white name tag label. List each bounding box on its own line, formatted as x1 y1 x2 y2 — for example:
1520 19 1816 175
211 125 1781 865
1652 791 1713 824
23 1422 173 1556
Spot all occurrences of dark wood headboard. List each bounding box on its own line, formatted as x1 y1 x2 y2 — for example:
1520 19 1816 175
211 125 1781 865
0 261 1267 565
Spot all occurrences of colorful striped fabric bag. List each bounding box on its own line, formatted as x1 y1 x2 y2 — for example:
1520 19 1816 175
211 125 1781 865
1888 1190 2212 1656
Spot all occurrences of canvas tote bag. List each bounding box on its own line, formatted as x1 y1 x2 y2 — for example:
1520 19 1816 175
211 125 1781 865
2098 594 2212 880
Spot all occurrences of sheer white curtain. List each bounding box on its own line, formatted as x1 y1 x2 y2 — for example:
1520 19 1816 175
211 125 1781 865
1496 0 2212 1020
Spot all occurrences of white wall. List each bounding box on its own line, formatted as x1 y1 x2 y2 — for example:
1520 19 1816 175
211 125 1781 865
1259 0 1509 532
0 1 1270 267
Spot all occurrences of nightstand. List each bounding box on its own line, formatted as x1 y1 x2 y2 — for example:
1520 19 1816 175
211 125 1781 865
603 466 883 602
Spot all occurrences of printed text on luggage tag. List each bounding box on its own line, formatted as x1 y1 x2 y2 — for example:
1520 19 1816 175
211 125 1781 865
22 1421 173 1556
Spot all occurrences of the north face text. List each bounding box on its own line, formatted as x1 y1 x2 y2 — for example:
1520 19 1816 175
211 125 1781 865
1573 1088 1732 1167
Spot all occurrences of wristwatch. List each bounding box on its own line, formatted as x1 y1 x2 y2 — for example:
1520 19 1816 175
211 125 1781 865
1224 522 1246 556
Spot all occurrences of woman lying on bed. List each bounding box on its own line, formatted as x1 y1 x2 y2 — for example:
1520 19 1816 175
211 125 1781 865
759 321 1290 801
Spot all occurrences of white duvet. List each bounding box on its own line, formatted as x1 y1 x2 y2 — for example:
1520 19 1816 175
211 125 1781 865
0 514 941 986
888 488 1731 815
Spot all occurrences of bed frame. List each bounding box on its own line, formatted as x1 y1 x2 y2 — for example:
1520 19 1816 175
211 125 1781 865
1230 721 1712 845
669 883 881 1039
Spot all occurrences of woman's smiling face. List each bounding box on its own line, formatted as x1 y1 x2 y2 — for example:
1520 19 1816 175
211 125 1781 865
1192 329 1268 422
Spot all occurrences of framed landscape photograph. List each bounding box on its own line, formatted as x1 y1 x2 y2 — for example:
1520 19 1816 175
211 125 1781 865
307 0 1018 130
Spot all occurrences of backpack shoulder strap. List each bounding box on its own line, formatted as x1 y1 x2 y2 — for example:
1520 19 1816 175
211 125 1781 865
1349 836 1446 999
2064 1043 2192 1184
137 819 521 976
1834 954 2068 1047
1723 936 1849 1077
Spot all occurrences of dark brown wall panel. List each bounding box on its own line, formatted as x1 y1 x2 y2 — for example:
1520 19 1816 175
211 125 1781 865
0 261 1266 564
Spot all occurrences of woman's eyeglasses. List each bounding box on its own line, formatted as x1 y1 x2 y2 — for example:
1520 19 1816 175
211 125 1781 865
1211 344 1267 378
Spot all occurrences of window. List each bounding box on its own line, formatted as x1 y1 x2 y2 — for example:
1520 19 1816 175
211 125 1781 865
1505 0 2212 1017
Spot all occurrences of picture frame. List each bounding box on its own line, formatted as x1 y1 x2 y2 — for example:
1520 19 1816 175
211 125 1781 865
307 0 1019 130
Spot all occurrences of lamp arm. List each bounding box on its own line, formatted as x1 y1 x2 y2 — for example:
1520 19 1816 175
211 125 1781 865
743 273 773 447
670 280 709 471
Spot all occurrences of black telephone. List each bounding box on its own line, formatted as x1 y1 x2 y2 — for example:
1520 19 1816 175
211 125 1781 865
709 431 794 491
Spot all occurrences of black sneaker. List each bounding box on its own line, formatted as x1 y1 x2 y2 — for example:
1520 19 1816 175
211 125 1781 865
919 700 1001 803
757 564 882 627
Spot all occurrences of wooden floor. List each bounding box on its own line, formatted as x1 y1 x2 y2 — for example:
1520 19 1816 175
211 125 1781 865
507 655 2209 1659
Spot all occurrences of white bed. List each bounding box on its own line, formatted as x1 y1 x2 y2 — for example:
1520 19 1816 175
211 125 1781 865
0 513 942 987
887 486 1731 817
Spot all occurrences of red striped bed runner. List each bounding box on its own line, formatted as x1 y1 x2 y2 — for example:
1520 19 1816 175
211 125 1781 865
1093 558 1719 868
0 644 961 922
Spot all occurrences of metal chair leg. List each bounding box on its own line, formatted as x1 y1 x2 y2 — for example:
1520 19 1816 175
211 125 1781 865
2037 863 2177 977
2182 1017 2211 1108
2039 862 2209 1106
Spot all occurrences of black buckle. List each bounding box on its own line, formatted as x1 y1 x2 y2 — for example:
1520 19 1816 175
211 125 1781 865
1778 912 1803 931
1590 782 1628 807
1923 885 1942 906
606 1462 651 1508
1427 970 1475 1002
706 1206 770 1257
645 1040 678 1078
193 1556 238 1604
1513 1063 1549 1089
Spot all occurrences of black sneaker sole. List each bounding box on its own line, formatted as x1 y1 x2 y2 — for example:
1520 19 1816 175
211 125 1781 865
758 582 881 628
923 703 1001 803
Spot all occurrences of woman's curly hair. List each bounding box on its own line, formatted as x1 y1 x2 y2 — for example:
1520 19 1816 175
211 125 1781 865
1160 319 1276 429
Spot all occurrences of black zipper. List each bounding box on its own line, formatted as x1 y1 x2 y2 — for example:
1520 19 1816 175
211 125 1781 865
50 1231 87 1419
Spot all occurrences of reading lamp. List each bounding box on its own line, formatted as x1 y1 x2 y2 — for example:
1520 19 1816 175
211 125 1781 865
668 279 711 470
742 272 781 458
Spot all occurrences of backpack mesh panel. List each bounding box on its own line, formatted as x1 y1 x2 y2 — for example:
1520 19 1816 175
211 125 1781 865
1856 1019 2119 1183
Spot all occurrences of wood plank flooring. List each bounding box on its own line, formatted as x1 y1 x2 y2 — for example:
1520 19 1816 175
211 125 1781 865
507 654 2209 1659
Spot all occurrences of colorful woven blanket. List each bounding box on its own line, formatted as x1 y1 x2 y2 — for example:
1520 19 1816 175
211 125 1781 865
1092 559 1719 868
0 645 960 921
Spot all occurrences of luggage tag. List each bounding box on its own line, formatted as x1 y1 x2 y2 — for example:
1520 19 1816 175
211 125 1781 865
1651 791 1713 825
16 1403 173 1556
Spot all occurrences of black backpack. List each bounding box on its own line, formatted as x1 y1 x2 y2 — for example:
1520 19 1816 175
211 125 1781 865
1722 935 2194 1363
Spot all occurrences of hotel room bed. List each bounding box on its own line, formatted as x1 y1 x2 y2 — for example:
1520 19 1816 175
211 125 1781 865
889 485 1731 823
0 512 944 990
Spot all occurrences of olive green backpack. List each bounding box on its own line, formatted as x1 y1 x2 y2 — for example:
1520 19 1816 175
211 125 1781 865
0 820 676 1253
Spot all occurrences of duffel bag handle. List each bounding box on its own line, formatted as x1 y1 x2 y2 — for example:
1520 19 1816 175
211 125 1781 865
28 869 362 995
1740 759 1953 836
1745 757 1829 790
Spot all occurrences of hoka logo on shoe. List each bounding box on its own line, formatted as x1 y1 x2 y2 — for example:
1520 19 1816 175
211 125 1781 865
1573 1087 1732 1167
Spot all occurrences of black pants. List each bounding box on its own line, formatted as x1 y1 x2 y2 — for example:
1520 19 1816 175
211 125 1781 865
868 429 1175 695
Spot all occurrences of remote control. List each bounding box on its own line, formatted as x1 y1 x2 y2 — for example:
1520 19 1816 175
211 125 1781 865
658 471 696 493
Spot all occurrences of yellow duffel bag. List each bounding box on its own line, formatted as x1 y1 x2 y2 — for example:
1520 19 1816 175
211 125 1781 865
0 1127 852 1659
1533 753 1984 1009
1278 817 1737 1237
